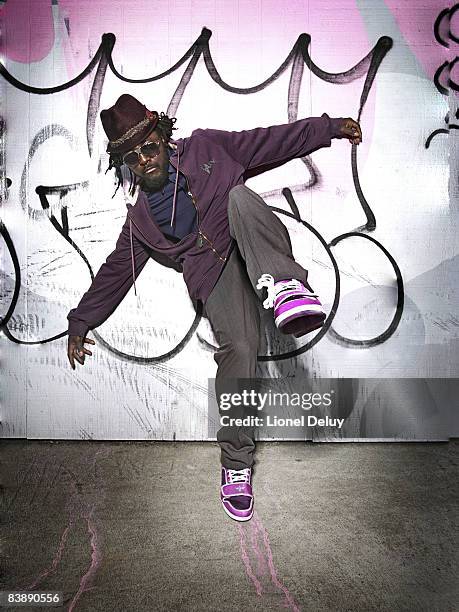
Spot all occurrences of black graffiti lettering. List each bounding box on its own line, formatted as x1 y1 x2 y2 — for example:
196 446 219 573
426 6 457 146
0 27 406 362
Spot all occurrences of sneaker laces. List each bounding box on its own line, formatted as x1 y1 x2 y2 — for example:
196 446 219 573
256 274 318 309
227 468 251 483
256 273 276 309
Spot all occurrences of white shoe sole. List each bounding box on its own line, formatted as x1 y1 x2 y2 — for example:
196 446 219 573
221 501 254 522
275 303 325 327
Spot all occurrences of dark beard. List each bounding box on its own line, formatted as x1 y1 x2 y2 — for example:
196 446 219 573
139 166 169 193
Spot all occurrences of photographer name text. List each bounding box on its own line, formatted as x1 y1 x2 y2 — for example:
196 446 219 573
220 415 345 428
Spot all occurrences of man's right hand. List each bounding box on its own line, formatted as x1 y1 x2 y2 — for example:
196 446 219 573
67 335 96 369
338 118 362 145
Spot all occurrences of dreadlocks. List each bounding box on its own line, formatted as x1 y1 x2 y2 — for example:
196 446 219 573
106 112 177 198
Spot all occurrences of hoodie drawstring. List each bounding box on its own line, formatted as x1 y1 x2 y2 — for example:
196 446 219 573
129 218 137 297
170 146 180 229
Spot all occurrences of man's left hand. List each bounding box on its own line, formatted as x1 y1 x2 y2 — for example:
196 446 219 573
339 118 362 145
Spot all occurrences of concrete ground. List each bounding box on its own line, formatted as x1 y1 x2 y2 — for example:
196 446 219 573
0 440 458 612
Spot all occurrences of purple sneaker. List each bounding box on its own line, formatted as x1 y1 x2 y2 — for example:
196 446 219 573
256 274 326 338
220 467 254 522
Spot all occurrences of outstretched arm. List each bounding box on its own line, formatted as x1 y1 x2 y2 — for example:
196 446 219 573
67 214 150 339
192 113 359 171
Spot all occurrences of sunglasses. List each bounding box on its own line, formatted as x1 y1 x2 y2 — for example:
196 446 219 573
122 138 163 166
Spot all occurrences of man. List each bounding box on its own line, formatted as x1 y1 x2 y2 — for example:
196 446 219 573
67 94 362 521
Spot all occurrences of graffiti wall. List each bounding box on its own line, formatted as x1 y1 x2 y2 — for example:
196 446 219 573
1 0 457 440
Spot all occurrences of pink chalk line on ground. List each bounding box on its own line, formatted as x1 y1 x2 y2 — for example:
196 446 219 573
19 448 109 610
238 510 301 611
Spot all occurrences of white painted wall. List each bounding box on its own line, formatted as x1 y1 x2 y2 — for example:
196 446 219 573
1 1 456 440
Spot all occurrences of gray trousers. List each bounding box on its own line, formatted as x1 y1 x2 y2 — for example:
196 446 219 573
203 185 311 470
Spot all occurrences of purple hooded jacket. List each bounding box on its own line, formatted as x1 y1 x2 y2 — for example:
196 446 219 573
67 113 343 337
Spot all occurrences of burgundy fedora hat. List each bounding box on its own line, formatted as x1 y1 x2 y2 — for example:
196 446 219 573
100 94 159 155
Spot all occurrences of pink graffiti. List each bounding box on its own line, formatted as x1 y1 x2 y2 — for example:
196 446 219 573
27 519 76 590
18 448 108 610
68 512 103 612
254 512 301 612
238 523 263 596
238 511 301 611
2 0 449 86
0 0 54 63
384 0 449 81
250 515 267 577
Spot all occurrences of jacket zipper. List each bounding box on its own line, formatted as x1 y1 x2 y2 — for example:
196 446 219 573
169 157 227 263
189 192 227 262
